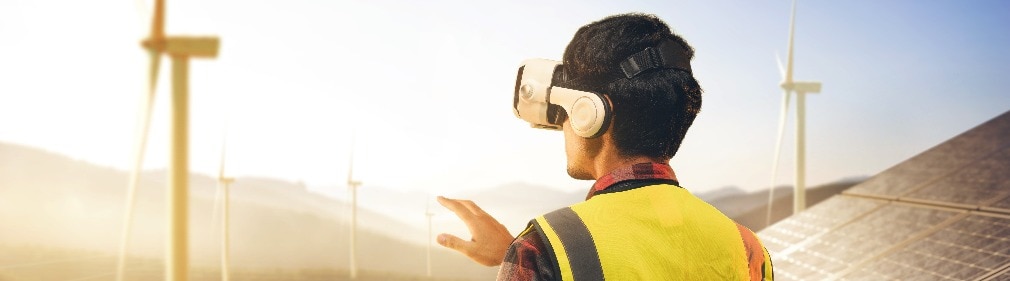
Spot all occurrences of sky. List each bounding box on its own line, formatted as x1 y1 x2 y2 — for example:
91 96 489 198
1 0 1009 198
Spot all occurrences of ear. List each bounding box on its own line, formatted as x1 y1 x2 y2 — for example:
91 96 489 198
551 88 611 138
594 94 618 154
598 94 616 139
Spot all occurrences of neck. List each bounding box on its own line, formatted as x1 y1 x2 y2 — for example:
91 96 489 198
589 141 667 180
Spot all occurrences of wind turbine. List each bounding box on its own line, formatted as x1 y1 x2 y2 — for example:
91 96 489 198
214 134 235 281
115 0 220 280
766 0 822 225
425 198 434 278
347 138 362 279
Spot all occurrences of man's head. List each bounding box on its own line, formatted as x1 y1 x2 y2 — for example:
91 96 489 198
560 13 703 179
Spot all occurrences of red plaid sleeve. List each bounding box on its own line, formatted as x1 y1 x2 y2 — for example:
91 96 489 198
497 225 556 281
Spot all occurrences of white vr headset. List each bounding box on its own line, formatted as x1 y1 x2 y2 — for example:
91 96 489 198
512 40 693 138
513 58 611 138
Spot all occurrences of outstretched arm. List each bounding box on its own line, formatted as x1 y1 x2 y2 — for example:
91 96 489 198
436 196 514 266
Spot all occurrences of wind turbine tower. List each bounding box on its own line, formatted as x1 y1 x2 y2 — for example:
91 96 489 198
771 0 822 216
115 0 220 280
347 144 362 279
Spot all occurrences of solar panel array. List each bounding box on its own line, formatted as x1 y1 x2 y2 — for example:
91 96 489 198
759 110 1010 281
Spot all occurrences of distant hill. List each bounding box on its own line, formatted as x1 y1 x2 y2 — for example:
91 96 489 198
695 186 748 202
717 179 865 231
456 182 756 234
0 141 861 280
453 182 583 234
0 142 497 280
453 177 861 235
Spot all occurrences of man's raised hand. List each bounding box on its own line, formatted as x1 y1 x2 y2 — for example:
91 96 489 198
435 196 513 266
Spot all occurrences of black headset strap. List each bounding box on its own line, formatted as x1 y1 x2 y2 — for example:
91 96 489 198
557 39 692 91
619 40 693 78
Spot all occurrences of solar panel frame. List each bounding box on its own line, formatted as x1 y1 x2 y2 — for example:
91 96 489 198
902 146 1010 209
980 262 1010 281
981 191 1010 215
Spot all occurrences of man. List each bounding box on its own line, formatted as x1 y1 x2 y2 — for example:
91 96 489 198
437 13 773 280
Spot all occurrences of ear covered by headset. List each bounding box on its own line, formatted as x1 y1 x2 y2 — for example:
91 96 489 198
551 87 612 138
513 40 692 139
513 59 612 138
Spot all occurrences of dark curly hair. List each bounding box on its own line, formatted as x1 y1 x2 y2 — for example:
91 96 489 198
561 13 703 159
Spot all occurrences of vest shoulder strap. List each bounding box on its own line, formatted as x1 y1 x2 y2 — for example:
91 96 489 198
531 207 603 281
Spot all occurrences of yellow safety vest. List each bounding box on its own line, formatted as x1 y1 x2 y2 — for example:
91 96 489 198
529 180 773 280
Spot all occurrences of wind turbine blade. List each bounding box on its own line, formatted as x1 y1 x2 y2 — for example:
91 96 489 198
218 131 228 179
765 89 792 228
147 50 161 95
211 175 223 228
347 152 354 186
347 155 353 183
775 52 785 80
150 0 165 40
347 133 356 186
211 129 228 228
117 2 164 278
785 0 797 84
116 54 159 281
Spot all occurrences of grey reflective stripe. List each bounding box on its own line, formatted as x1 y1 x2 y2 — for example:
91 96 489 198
542 208 605 281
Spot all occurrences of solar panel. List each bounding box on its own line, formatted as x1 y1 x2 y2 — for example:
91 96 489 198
846 111 1010 199
839 213 1010 281
759 196 884 254
903 146 1010 208
768 203 961 280
760 110 1010 281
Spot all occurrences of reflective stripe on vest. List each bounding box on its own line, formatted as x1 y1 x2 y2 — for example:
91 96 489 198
532 183 772 281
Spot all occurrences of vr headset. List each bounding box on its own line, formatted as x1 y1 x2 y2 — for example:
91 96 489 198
512 40 693 138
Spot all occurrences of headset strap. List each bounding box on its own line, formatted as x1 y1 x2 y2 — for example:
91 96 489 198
619 40 693 78
558 39 692 90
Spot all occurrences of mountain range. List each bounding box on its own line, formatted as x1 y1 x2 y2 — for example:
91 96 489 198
0 141 861 279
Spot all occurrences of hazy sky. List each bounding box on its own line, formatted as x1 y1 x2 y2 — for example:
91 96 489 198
1 0 1008 197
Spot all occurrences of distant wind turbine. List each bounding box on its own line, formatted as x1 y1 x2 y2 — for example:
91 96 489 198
114 0 220 280
214 133 236 281
347 137 362 280
425 198 434 278
766 0 822 226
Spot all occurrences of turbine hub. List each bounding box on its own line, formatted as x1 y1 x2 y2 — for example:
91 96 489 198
141 37 166 51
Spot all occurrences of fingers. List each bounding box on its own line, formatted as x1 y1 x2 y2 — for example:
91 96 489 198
437 233 474 254
436 196 512 267
438 196 490 217
439 196 486 234
437 196 476 218
459 199 491 217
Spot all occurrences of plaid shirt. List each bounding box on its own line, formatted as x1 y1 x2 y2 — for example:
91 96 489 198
496 162 678 280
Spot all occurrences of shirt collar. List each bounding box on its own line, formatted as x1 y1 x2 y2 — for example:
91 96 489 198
587 162 679 199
